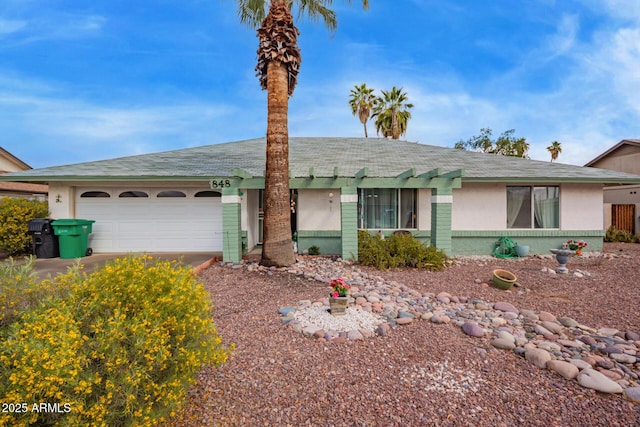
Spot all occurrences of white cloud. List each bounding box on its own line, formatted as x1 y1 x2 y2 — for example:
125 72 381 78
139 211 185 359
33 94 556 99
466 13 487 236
0 18 26 36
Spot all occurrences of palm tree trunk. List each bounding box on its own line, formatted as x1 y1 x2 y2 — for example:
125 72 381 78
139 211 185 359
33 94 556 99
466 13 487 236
363 121 368 138
391 108 399 139
261 60 296 267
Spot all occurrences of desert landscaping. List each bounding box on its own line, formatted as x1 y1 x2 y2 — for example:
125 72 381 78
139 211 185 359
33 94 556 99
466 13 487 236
170 243 640 426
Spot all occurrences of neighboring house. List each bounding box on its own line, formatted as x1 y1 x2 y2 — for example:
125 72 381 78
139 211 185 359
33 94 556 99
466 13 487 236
0 147 48 201
2 137 640 262
585 139 640 235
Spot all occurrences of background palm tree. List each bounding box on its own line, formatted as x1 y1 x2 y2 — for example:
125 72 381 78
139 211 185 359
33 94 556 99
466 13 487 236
455 128 530 158
349 83 376 137
237 0 369 267
547 140 562 162
371 86 413 140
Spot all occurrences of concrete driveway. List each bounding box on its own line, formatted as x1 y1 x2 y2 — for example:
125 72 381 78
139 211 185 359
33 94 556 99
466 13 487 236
4 252 219 280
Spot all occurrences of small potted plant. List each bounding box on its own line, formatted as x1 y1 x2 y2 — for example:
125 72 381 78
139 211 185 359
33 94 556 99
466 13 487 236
329 278 350 316
563 239 588 256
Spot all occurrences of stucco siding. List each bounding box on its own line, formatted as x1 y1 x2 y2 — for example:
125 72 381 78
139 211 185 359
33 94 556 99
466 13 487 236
452 183 505 230
603 184 640 204
48 183 74 218
297 189 341 231
591 148 640 175
560 183 603 230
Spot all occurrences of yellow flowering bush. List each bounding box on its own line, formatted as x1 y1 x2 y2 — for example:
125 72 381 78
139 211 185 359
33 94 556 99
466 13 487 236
0 197 49 254
0 255 232 427
0 256 69 327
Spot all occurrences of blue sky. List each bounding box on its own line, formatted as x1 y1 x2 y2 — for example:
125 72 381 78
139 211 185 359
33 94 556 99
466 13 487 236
1 0 639 169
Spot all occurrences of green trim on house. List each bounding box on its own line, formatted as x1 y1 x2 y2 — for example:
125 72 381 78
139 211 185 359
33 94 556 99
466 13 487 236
221 189 242 263
452 230 605 237
430 188 453 255
451 230 605 256
341 187 358 260
297 230 342 256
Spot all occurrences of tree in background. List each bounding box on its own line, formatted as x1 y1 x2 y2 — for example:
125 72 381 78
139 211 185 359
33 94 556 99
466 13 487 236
348 83 376 138
546 140 562 162
237 0 369 267
371 86 414 140
455 128 530 158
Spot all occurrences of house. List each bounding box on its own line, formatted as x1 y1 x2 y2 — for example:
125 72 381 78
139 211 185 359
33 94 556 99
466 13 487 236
585 139 640 235
0 147 48 201
2 137 640 262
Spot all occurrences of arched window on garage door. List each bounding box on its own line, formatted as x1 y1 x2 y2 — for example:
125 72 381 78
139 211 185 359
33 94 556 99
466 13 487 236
80 191 111 198
157 190 186 198
194 191 222 197
119 191 149 198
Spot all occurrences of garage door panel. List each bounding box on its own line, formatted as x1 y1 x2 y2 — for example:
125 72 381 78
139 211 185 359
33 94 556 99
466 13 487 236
76 189 223 253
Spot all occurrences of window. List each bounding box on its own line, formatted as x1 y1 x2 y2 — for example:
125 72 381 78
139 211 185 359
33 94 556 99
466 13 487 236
119 191 149 198
194 191 221 198
359 188 417 229
157 190 186 198
80 191 110 198
507 186 559 229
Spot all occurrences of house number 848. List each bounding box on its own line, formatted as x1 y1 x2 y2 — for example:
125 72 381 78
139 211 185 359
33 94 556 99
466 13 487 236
210 179 231 188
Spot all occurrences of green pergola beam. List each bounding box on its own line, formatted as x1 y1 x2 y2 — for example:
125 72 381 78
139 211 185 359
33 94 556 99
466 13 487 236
396 168 416 179
355 167 368 179
232 168 252 179
418 168 442 179
439 169 464 179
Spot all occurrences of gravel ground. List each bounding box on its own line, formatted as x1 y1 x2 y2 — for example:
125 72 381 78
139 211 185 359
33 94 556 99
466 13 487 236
169 243 640 426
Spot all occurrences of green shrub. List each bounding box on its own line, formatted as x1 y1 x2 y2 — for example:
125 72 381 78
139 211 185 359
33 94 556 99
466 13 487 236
0 197 49 254
308 245 320 255
357 230 448 271
604 226 640 243
0 255 233 427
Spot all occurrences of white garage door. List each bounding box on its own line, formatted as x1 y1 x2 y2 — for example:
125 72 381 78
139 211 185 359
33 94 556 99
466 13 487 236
76 188 223 253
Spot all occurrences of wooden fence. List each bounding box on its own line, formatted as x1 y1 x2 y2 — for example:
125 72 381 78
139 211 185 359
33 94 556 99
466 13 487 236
612 204 636 234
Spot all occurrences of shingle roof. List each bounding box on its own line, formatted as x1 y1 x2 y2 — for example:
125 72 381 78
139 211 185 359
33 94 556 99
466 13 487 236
0 182 48 193
2 137 640 184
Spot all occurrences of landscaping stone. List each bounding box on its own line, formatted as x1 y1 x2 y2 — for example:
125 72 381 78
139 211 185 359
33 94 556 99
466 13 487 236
547 360 579 380
494 301 519 314
462 322 486 337
491 338 516 350
623 387 640 403
525 348 552 369
577 369 623 394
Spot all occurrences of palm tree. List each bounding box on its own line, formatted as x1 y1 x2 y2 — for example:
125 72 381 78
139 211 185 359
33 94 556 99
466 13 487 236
349 83 376 137
237 0 369 267
371 86 413 140
547 140 562 162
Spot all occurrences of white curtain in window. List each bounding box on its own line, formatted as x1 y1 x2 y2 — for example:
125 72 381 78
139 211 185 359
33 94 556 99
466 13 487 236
507 187 529 228
534 187 559 228
362 188 397 229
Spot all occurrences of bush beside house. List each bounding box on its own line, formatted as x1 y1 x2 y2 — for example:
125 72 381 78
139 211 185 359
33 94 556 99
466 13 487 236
0 255 232 427
0 197 48 255
358 230 448 271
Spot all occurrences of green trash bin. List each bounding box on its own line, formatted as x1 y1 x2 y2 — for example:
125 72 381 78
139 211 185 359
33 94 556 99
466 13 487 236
51 219 95 259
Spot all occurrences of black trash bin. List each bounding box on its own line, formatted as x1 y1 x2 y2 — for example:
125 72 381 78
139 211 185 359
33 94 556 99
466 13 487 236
28 219 59 258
